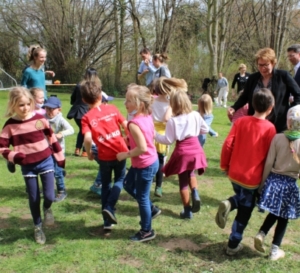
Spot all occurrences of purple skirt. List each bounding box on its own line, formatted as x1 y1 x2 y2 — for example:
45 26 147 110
162 136 207 177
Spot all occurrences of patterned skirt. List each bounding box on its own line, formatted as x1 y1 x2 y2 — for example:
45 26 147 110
258 172 300 219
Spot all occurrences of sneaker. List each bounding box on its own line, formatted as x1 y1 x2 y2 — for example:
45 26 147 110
151 205 161 219
254 230 266 253
226 244 243 256
103 223 114 230
74 148 80 156
154 186 162 197
215 200 231 229
102 208 117 224
191 189 201 213
34 225 46 244
7 161 16 173
81 151 88 157
54 190 67 202
223 105 227 108
43 208 55 226
130 229 156 242
269 245 285 261
90 184 102 196
180 206 193 219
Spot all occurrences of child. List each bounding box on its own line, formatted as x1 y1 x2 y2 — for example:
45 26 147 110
30 87 45 115
44 96 74 202
254 105 300 261
117 84 159 242
216 88 276 256
197 94 218 147
155 87 209 219
0 87 65 244
80 80 128 230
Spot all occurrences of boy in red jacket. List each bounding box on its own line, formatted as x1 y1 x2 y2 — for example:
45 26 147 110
216 88 276 255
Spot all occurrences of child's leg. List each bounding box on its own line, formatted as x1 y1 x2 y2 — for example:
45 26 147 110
154 152 164 197
272 216 288 247
178 171 192 218
53 159 67 202
25 176 42 226
123 167 137 199
40 171 55 209
189 173 201 213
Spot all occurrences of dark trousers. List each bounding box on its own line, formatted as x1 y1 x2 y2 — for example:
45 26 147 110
74 118 85 151
155 152 164 188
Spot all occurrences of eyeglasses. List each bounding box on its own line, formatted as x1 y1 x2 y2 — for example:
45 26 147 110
257 63 271 68
287 54 297 59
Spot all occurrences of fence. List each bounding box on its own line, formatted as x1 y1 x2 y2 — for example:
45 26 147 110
0 68 18 90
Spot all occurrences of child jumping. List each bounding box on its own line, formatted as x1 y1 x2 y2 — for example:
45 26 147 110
117 84 159 242
0 87 65 244
44 96 74 202
155 85 209 219
254 105 300 261
197 94 218 147
80 80 128 230
217 88 276 255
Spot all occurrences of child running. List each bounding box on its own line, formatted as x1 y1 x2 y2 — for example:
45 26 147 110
80 80 128 230
117 84 159 242
254 105 300 261
197 94 218 147
217 88 276 256
155 85 209 219
44 96 74 202
0 87 65 244
30 87 46 115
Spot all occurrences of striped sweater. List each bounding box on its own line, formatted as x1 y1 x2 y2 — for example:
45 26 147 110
0 113 65 168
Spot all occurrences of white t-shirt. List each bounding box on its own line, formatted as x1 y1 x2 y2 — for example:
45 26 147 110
152 99 169 122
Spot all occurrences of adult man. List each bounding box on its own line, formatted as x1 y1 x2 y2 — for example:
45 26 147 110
137 48 154 87
287 44 300 87
215 72 229 108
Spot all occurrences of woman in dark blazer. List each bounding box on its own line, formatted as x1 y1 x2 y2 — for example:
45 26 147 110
228 48 300 133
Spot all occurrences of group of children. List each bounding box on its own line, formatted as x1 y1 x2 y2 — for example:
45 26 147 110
0 78 300 261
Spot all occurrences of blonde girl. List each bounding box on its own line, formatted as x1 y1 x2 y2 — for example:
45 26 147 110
0 87 64 244
155 87 209 219
117 85 159 242
30 87 45 115
197 94 218 147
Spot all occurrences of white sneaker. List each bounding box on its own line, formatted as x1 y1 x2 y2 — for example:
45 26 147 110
215 200 231 229
226 244 243 256
254 230 266 253
269 244 285 261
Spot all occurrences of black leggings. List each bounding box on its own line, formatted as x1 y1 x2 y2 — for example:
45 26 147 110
260 213 288 247
155 153 165 188
75 118 85 151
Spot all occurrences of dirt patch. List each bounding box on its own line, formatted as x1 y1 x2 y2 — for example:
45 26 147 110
119 255 143 268
159 238 201 252
0 218 10 229
20 214 32 220
200 179 214 187
0 207 12 214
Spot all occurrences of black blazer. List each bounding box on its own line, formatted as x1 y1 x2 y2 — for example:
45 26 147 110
232 69 300 132
67 84 89 120
294 67 300 87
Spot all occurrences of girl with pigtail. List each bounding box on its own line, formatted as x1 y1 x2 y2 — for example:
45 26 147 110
254 105 300 261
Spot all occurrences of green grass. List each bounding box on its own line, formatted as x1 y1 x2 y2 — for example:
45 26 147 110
0 91 300 273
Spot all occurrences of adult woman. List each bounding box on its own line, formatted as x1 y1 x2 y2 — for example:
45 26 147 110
231 64 250 96
21 45 55 100
67 68 100 157
228 48 300 133
146 53 171 80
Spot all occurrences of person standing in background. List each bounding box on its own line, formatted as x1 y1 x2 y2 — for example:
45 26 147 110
231 64 250 98
138 48 154 87
215 72 229 108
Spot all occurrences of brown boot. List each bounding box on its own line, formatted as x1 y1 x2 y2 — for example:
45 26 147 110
81 151 88 157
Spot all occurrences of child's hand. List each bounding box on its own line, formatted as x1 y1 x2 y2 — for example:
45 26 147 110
117 152 127 161
56 133 63 140
87 151 94 161
14 152 26 164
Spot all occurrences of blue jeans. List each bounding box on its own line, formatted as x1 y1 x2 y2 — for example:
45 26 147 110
53 157 65 191
124 160 159 231
92 145 101 186
228 183 257 248
198 114 217 147
99 159 126 219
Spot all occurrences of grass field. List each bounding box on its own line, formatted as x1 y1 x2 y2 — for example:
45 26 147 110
0 91 299 273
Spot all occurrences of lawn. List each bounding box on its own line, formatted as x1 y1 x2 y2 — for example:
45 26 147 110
0 91 299 273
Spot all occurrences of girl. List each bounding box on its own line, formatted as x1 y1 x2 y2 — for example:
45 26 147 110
21 45 55 100
146 53 171 80
155 87 209 219
254 105 300 261
197 94 218 147
0 87 65 244
117 85 159 242
30 87 45 115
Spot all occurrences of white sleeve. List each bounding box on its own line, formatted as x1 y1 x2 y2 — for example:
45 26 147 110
155 118 176 145
60 117 75 137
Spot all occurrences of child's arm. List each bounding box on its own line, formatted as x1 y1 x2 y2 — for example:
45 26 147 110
121 120 129 137
117 122 146 161
163 106 172 122
155 118 176 145
56 118 75 140
83 132 94 161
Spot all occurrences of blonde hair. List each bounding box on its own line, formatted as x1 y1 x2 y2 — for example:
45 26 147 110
198 94 213 116
151 77 187 96
170 90 192 116
27 45 46 62
255 48 277 65
238 64 246 70
5 87 35 117
30 87 44 98
153 53 169 63
127 85 152 115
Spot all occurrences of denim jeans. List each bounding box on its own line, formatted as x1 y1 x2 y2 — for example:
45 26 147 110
124 160 159 231
198 114 217 147
92 145 101 186
53 157 65 191
99 159 126 220
228 183 257 248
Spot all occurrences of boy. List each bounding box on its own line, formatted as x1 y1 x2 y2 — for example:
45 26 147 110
216 88 276 255
44 96 74 202
80 81 128 230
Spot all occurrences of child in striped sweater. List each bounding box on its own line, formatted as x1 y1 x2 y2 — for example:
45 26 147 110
0 87 65 245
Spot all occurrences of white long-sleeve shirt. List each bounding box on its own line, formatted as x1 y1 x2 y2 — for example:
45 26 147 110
155 111 209 145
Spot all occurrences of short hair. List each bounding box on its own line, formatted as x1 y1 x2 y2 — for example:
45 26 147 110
287 44 300 53
27 45 46 62
82 68 102 87
252 88 274 113
153 53 169 63
6 86 35 117
255 48 277 65
151 77 187 96
238 64 246 70
170 90 192 116
198 94 213 116
126 85 152 115
139 48 151 55
80 81 102 105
